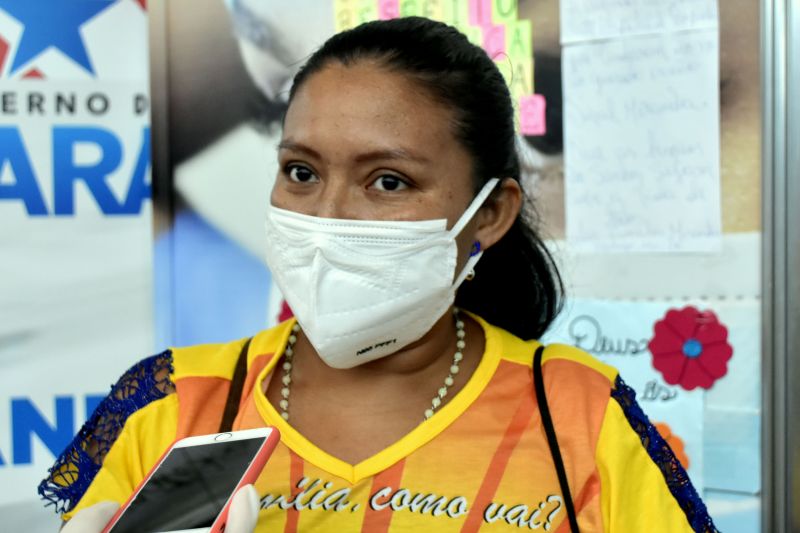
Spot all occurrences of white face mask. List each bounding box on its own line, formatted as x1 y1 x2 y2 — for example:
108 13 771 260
264 178 500 369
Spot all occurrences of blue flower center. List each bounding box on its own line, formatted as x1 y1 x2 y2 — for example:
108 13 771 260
682 338 703 358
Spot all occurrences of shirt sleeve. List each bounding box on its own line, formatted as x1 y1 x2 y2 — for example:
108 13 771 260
595 376 719 533
62 395 179 521
37 351 178 521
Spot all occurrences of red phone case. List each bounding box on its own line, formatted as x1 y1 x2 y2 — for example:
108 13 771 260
100 428 280 533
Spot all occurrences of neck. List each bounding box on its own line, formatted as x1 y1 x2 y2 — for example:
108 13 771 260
291 307 474 383
363 309 458 374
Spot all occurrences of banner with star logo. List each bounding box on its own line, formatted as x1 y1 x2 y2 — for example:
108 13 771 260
0 1 153 530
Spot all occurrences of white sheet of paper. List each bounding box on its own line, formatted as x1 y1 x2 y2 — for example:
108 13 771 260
541 299 705 489
702 298 760 493
563 29 721 253
560 0 718 44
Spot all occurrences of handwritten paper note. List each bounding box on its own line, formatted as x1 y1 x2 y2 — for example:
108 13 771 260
563 30 721 252
560 0 718 44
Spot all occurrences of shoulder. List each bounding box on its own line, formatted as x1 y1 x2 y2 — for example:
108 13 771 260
478 313 619 390
171 337 249 380
39 350 176 514
171 320 294 380
477 315 622 442
40 321 295 516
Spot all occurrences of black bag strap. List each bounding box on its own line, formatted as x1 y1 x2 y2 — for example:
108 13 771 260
219 337 252 433
533 345 580 533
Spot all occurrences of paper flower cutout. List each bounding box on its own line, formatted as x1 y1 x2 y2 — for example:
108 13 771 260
654 422 691 470
648 306 733 391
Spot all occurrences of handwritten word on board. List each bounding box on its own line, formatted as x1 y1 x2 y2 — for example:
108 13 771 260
563 30 721 253
560 0 718 44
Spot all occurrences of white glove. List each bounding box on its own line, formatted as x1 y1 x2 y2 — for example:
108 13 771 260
60 484 260 533
61 501 118 533
225 484 260 533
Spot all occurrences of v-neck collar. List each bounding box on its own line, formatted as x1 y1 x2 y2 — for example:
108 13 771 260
252 313 502 485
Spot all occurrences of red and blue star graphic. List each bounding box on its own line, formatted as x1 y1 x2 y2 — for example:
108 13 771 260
0 0 121 76
0 34 8 74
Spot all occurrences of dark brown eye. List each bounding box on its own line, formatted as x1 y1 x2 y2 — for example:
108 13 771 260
371 175 409 192
287 165 318 183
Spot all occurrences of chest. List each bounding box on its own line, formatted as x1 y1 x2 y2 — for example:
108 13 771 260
248 429 589 532
262 362 479 465
270 380 438 464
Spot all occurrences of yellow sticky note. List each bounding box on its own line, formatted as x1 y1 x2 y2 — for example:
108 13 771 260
334 0 377 31
420 0 446 21
399 0 420 16
495 57 514 88
442 0 470 26
507 57 534 101
355 0 379 24
457 23 484 46
506 19 532 60
492 0 517 24
334 0 356 32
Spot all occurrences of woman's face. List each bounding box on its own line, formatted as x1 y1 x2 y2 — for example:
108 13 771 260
274 61 477 220
272 60 489 266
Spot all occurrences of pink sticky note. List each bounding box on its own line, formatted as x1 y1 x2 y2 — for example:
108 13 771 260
469 0 493 26
378 0 399 19
482 24 506 58
520 94 547 136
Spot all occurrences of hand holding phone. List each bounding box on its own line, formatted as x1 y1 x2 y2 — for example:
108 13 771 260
63 486 260 533
62 501 119 533
96 428 278 533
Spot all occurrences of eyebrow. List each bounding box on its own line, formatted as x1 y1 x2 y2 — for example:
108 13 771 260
278 140 430 164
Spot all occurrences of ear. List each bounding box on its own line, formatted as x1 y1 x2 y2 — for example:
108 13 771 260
473 178 522 250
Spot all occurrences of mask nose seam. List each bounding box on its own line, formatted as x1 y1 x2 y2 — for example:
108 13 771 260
309 248 323 315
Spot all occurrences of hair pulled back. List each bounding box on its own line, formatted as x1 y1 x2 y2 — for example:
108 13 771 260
287 16 563 340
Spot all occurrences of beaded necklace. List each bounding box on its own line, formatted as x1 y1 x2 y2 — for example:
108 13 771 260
278 308 466 422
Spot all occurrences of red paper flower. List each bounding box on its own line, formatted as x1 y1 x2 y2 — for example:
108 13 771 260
654 422 691 470
648 306 733 391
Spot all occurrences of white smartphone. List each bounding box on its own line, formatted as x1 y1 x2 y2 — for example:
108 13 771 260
101 427 279 533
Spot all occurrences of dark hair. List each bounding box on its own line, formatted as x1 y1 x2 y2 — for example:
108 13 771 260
287 17 563 340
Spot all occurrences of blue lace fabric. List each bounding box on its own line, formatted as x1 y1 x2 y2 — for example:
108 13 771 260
611 376 719 533
38 351 175 514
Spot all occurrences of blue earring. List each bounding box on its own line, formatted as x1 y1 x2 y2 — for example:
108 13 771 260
469 241 481 257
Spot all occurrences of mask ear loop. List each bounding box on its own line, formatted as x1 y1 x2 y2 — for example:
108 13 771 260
450 178 501 286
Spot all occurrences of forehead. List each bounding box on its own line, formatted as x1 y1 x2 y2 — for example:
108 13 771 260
283 61 461 157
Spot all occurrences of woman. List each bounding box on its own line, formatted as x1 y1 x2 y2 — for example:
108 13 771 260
41 17 717 532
